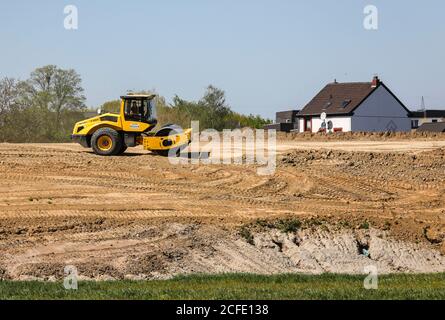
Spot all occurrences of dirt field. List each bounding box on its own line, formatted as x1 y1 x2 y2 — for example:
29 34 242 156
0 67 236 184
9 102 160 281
0 137 445 280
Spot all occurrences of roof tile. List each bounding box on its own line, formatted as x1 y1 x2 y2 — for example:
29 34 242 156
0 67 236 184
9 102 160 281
298 82 376 116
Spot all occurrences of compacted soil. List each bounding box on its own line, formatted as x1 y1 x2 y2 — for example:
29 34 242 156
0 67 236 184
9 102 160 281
0 137 444 280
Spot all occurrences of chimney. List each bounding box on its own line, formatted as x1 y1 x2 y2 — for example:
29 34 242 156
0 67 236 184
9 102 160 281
371 76 380 88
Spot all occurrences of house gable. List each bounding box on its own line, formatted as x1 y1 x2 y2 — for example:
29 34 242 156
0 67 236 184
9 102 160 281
351 85 411 132
352 85 410 117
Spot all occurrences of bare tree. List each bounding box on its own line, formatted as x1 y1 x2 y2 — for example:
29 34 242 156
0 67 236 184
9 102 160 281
0 77 22 126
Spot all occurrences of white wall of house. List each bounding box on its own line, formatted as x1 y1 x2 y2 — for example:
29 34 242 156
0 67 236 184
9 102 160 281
299 118 305 133
411 117 444 128
312 117 351 133
351 85 411 132
298 117 351 132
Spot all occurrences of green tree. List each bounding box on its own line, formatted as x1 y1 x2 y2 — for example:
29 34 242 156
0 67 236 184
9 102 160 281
0 66 88 142
198 85 231 131
0 77 38 142
0 78 20 125
101 100 121 113
22 65 86 137
96 86 271 133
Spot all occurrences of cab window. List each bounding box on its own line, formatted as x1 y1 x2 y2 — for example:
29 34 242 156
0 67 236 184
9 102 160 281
124 99 148 121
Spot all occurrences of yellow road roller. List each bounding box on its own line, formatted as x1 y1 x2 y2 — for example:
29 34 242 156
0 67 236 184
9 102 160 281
71 94 191 156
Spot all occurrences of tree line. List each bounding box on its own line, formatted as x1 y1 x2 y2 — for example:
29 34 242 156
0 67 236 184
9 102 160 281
0 65 86 142
0 65 271 143
102 86 271 131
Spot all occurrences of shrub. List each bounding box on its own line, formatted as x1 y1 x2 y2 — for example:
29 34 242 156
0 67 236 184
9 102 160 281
239 227 254 245
276 218 301 233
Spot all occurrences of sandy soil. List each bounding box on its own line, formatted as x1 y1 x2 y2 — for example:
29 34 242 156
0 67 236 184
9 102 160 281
0 139 444 280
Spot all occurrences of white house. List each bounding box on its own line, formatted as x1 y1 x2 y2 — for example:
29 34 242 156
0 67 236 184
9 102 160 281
297 76 412 133
409 110 445 129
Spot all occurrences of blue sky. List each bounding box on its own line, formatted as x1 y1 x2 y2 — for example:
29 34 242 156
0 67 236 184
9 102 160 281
0 0 444 118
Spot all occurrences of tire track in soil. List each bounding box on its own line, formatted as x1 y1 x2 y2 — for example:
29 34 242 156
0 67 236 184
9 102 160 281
1 142 445 280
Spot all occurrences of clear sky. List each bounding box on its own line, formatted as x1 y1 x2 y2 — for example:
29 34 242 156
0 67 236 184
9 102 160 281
1 0 444 118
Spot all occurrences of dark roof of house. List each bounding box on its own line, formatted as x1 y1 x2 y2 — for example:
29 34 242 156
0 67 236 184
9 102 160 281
410 110 445 118
417 122 445 132
276 110 300 120
263 123 297 132
276 110 300 116
297 79 410 117
298 82 376 116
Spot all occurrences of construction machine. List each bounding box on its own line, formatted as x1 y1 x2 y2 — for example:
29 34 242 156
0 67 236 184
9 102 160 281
71 94 191 156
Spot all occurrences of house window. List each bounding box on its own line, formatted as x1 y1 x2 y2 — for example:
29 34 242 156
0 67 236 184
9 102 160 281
341 100 352 108
411 120 419 129
304 117 312 132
